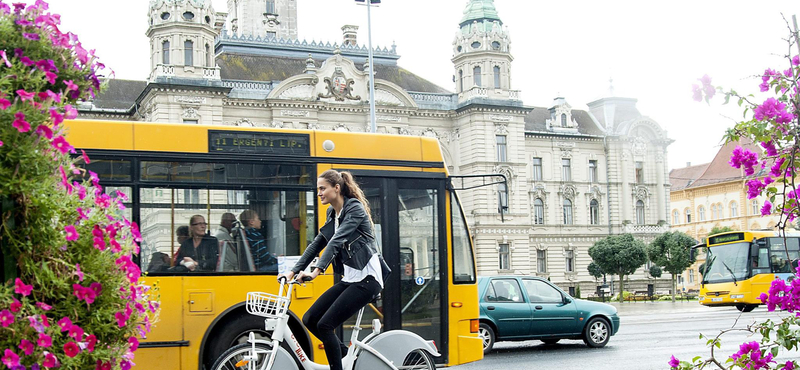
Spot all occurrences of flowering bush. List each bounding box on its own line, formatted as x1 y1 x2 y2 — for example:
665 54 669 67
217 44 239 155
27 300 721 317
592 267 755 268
669 19 800 370
0 1 158 369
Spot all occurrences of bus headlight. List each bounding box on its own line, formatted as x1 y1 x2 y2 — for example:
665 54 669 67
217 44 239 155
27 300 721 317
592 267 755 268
699 296 705 301
731 294 744 299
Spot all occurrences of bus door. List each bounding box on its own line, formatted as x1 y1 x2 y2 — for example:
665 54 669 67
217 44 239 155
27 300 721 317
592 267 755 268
342 174 448 364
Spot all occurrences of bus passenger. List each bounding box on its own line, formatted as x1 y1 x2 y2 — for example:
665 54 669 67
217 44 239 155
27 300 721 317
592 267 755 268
278 170 390 370
215 212 239 271
175 215 219 271
172 225 190 266
239 210 277 272
147 252 171 272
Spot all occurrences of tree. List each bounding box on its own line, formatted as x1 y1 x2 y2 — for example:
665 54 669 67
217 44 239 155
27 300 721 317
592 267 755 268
649 265 663 279
588 234 648 303
587 262 604 282
0 3 158 369
705 226 734 242
648 231 698 302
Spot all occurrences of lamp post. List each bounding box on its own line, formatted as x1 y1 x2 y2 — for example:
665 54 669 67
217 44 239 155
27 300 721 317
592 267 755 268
355 0 380 133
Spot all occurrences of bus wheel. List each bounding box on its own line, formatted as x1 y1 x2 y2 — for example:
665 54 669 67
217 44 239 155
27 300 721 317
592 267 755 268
735 304 757 312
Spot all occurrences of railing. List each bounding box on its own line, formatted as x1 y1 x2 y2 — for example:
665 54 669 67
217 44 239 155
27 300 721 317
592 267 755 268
222 80 274 91
202 67 220 79
622 224 670 234
218 30 398 58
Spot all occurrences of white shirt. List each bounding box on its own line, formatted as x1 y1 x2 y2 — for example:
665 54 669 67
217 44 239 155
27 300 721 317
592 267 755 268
336 213 384 288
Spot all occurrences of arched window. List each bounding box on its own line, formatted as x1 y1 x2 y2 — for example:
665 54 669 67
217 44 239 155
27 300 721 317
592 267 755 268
184 40 193 66
685 208 691 223
493 65 501 88
698 206 705 221
717 203 724 219
563 199 573 225
205 44 211 67
533 198 544 225
473 66 481 87
162 40 170 64
673 210 680 224
636 200 645 225
561 113 567 127
711 204 718 219
590 199 599 225
458 70 464 92
752 200 759 215
730 201 738 217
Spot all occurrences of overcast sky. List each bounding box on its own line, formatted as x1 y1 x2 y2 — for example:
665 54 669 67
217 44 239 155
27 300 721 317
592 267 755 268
43 0 800 171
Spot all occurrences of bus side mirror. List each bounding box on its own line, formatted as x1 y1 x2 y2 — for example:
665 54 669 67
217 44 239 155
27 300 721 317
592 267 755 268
750 244 759 257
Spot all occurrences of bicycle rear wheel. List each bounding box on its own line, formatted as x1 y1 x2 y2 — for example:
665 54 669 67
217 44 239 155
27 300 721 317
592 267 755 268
211 342 300 370
399 349 435 370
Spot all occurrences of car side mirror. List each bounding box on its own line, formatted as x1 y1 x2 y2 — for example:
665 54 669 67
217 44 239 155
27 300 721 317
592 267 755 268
563 296 572 304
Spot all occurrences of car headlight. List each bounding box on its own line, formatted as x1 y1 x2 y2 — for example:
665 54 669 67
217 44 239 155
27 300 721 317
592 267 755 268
731 294 744 299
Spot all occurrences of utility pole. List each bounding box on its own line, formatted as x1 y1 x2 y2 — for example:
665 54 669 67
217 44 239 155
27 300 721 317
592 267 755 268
356 0 380 133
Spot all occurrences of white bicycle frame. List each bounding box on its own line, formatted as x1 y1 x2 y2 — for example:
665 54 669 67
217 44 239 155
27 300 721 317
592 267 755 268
245 280 406 370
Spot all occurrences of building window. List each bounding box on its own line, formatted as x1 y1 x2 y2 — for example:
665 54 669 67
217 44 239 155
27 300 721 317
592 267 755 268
698 206 705 221
588 160 598 183
266 31 276 39
496 135 507 162
162 40 170 64
493 66 501 88
183 119 199 125
636 200 645 225
265 0 275 14
685 208 692 223
562 158 571 181
205 44 211 67
563 199 573 225
635 161 644 183
184 40 193 66
752 200 759 215
673 210 679 224
730 201 738 217
537 250 547 273
590 199 599 225
473 66 481 87
458 70 463 92
534 198 544 225
532 157 543 181
717 203 724 219
561 113 567 127
689 271 694 283
498 243 510 270
565 250 574 273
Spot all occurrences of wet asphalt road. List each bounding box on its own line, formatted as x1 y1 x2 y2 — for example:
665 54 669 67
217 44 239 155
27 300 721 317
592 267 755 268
449 301 800 370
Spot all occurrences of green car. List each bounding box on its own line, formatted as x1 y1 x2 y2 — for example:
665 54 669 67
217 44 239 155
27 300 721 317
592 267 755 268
477 276 620 353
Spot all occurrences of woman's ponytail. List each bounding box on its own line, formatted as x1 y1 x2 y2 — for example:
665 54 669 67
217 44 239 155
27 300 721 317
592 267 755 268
339 171 373 225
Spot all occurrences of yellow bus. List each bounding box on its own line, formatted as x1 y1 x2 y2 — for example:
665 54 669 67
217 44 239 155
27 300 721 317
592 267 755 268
698 230 800 312
65 119 484 369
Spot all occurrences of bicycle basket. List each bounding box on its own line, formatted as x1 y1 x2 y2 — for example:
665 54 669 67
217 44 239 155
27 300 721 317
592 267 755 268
246 292 290 318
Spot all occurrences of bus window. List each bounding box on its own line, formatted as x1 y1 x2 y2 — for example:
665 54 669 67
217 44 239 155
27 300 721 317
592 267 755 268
752 246 771 275
451 192 476 284
768 238 800 273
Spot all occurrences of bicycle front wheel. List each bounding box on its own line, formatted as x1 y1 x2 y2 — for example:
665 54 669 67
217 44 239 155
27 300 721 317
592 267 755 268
211 342 298 370
399 349 435 370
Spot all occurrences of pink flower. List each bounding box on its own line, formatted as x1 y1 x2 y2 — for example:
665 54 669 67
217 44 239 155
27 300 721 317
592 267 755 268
64 341 81 358
51 136 74 154
0 50 10 67
0 310 14 327
42 352 58 368
16 89 35 102
37 332 52 348
77 207 90 221
761 201 772 216
64 104 77 119
45 71 57 84
65 225 79 241
35 124 54 139
115 311 129 327
786 361 796 370
0 98 10 110
93 236 106 251
86 334 97 352
49 107 64 125
58 316 73 332
729 146 759 176
36 301 52 311
691 84 702 102
89 282 102 296
120 360 133 370
668 355 679 369
760 141 778 157
1 349 20 368
14 278 32 296
793 55 800 66
18 339 34 356
128 336 139 351
12 111 30 132
95 360 111 370
81 149 91 164
74 264 84 281
68 325 84 341
9 299 21 313
65 80 78 91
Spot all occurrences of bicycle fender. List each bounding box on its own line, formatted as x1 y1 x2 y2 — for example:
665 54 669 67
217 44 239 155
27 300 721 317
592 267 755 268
353 330 440 370
248 339 298 370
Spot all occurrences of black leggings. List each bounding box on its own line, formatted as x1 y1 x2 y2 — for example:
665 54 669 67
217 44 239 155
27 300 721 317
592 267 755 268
302 275 381 370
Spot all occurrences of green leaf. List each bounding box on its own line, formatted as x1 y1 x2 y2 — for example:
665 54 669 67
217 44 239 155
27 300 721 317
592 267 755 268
772 346 779 357
692 356 702 363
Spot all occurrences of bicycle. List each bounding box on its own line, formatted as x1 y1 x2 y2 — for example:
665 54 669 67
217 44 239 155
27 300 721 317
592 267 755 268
210 277 440 370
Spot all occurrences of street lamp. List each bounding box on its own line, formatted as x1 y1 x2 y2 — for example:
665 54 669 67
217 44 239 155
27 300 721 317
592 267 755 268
355 0 380 133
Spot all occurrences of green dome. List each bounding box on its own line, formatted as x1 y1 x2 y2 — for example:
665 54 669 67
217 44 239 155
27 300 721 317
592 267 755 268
459 0 502 29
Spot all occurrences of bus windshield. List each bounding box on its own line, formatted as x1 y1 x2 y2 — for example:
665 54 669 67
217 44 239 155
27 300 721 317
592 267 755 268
703 242 750 284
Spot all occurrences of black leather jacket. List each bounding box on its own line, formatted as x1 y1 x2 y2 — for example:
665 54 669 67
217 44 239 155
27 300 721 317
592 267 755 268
292 197 381 276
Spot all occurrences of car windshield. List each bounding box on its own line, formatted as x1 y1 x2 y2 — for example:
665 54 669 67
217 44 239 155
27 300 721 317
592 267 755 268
703 242 750 284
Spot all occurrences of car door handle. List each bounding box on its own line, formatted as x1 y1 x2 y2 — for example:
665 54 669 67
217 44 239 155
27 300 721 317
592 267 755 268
487 306 495 310
534 306 543 310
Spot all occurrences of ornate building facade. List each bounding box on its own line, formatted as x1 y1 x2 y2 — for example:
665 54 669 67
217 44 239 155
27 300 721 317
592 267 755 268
79 0 674 294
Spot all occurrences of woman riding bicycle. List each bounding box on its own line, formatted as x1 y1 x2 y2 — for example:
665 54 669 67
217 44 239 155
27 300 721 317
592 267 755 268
278 170 390 370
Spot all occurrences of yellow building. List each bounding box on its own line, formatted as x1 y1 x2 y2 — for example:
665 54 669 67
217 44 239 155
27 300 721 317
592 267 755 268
669 139 783 292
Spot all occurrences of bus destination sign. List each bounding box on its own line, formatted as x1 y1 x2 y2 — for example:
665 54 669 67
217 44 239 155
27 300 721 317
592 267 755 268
209 130 310 156
708 233 745 245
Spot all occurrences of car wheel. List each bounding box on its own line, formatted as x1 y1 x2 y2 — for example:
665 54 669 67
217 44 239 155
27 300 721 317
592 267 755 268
583 317 610 348
735 304 757 312
478 323 495 354
541 339 560 345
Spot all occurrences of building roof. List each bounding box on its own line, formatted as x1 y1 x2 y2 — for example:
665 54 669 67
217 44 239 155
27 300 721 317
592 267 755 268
90 79 148 111
523 107 606 136
216 53 450 94
669 163 711 191
459 0 502 28
671 138 763 190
